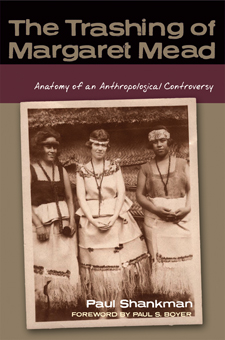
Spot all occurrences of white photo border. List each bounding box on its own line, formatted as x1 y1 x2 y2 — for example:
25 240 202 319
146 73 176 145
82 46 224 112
20 98 202 329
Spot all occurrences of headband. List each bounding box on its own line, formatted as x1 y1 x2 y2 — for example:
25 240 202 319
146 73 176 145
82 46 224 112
41 140 59 145
148 129 170 142
89 138 109 146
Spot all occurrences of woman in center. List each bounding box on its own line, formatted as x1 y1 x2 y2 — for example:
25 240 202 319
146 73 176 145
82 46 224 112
76 129 151 311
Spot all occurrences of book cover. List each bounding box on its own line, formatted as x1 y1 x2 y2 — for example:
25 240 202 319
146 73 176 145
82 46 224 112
0 0 224 337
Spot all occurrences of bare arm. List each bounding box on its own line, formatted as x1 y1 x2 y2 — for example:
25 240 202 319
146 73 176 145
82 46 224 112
174 162 191 219
76 171 103 228
63 167 76 233
107 169 126 227
31 168 49 241
32 206 42 228
136 168 157 213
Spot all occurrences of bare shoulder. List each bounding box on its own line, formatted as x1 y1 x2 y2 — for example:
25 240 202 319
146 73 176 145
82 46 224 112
176 157 188 167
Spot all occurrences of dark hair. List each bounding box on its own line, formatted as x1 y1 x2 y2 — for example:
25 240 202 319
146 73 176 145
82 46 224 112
86 129 111 150
30 127 61 160
148 125 173 149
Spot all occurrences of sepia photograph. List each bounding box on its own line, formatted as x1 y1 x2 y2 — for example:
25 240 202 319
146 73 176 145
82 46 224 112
20 98 202 329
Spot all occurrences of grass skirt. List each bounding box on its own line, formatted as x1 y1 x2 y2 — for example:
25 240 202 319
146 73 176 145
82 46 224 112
143 197 194 299
33 220 80 313
78 214 151 302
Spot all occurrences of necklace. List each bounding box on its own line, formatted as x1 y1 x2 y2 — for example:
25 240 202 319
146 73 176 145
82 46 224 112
91 159 105 216
155 155 171 196
38 161 63 233
38 161 55 181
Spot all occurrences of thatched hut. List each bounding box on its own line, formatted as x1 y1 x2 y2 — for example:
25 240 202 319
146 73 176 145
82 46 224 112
28 105 189 221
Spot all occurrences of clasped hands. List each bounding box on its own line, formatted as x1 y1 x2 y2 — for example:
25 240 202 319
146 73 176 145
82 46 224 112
155 206 190 223
91 215 117 231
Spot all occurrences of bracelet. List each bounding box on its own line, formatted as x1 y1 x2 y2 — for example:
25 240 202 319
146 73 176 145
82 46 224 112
36 225 43 229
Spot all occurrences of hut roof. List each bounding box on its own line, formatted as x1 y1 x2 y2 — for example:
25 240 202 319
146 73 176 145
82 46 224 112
28 106 188 128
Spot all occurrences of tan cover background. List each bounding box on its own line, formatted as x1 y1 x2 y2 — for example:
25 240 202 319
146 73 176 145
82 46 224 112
0 103 224 339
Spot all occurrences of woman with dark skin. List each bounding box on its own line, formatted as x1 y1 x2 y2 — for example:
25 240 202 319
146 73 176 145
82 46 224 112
30 127 80 313
136 126 193 299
